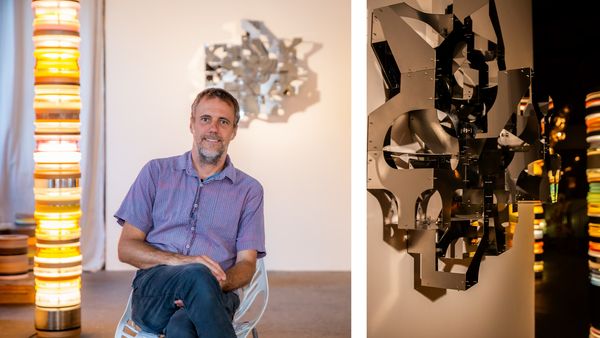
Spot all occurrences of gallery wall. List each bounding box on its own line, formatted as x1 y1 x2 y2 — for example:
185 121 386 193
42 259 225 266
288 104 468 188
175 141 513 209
367 0 535 337
104 0 350 271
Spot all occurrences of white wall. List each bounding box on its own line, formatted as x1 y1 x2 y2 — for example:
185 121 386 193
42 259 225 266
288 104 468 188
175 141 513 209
367 0 534 336
105 0 350 271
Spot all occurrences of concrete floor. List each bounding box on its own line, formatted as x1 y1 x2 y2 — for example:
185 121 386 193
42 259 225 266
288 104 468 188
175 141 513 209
0 270 350 338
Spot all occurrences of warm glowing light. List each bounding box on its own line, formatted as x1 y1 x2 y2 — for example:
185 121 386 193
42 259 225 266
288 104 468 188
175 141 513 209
32 0 82 336
34 152 81 163
533 204 544 215
509 202 545 275
533 201 545 276
586 91 600 337
527 159 544 177
534 241 544 254
35 277 81 307
518 97 528 114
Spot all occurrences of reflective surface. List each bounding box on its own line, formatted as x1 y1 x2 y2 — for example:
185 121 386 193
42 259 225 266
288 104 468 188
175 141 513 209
205 20 307 126
367 0 554 290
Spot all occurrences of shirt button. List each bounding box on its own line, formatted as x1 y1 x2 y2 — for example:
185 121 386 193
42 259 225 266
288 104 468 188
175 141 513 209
191 227 195 231
193 203 198 208
186 244 190 248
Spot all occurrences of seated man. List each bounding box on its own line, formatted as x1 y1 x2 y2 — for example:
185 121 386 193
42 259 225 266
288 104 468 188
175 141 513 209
115 88 266 338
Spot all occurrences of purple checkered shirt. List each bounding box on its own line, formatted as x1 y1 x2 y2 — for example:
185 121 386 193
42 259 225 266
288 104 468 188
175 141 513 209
114 151 266 271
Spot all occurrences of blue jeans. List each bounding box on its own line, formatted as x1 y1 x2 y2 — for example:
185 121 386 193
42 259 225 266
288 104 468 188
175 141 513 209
131 264 240 338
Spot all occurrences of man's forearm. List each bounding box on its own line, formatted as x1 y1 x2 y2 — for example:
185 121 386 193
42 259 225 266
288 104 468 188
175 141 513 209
118 237 194 269
221 259 256 292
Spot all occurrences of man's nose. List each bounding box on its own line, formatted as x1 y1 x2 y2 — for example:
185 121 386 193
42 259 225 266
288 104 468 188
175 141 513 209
208 120 219 132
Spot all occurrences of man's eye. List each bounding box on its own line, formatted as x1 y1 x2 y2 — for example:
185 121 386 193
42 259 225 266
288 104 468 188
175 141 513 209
220 119 231 126
200 117 210 123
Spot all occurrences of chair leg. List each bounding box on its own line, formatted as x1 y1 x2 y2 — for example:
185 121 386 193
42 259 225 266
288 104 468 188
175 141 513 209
251 327 258 338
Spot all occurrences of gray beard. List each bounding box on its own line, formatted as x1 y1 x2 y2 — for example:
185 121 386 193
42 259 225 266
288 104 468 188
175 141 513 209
197 147 222 165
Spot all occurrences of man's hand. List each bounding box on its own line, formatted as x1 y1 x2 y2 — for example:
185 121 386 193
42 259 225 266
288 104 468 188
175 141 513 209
188 255 226 283
173 255 226 308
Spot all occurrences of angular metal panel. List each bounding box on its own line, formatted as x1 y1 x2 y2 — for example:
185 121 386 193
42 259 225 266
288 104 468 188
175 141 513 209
476 68 530 139
373 6 436 73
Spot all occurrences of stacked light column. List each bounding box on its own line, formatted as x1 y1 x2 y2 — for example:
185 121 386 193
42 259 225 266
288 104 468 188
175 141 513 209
533 202 545 278
586 90 600 338
508 201 545 277
32 1 82 337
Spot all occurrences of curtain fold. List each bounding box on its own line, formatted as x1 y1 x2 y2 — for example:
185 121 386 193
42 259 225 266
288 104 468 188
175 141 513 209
79 0 106 271
0 0 35 226
0 0 106 271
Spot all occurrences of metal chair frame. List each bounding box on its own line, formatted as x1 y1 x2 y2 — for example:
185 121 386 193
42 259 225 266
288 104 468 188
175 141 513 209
114 259 268 338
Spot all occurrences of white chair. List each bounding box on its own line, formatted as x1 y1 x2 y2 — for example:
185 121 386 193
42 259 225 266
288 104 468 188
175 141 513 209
115 259 269 338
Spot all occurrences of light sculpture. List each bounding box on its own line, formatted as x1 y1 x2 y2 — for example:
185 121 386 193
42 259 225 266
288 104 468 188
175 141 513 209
508 201 545 277
586 90 600 338
32 0 82 336
533 202 545 276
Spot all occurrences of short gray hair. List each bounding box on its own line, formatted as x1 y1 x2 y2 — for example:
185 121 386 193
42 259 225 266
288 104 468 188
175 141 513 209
191 88 240 125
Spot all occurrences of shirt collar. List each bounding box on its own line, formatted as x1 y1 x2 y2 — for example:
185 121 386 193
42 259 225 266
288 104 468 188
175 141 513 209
176 151 236 183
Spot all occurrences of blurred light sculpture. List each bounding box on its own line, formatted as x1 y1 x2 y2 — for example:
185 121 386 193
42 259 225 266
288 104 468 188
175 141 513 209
532 201 545 276
508 201 545 277
32 0 82 336
205 20 307 126
587 90 600 338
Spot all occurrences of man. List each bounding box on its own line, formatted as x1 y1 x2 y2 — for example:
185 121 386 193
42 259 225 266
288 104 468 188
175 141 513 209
115 88 265 338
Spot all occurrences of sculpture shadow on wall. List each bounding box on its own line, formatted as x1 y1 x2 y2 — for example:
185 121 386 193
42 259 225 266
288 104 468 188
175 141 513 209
410 251 448 301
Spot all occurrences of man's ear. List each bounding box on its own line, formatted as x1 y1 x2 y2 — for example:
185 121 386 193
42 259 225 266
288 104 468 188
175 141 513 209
231 125 238 140
189 117 194 133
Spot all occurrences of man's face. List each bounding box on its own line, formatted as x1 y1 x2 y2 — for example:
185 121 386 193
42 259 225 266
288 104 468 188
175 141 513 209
190 97 237 165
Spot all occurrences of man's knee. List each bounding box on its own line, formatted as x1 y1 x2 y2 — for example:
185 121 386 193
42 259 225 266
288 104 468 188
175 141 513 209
176 264 221 297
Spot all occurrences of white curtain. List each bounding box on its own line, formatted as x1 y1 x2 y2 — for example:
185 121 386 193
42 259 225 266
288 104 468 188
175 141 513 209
0 0 35 228
0 0 106 271
79 0 106 271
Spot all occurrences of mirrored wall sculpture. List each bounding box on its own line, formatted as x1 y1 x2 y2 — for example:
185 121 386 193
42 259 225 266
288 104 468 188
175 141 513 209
205 20 309 126
32 0 82 336
368 0 560 291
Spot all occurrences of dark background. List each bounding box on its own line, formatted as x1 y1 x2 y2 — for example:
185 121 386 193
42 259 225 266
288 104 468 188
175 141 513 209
532 1 600 336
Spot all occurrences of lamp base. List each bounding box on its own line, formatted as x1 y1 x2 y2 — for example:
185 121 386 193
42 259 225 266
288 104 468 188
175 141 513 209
36 327 81 338
35 305 80 335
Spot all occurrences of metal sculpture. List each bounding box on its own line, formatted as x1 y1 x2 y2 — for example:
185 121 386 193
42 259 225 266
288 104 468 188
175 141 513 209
367 0 555 291
205 20 307 126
